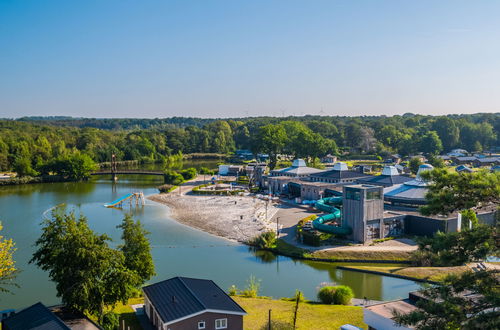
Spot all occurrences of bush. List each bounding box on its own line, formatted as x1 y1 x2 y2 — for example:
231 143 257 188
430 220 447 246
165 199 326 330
180 167 197 180
317 285 353 305
101 311 119 330
317 286 336 304
250 231 277 249
241 275 261 298
333 285 354 305
163 170 185 185
157 184 176 193
199 167 214 175
228 285 239 296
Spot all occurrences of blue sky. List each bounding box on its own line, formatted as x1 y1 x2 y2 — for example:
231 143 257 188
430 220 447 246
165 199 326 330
1 0 499 118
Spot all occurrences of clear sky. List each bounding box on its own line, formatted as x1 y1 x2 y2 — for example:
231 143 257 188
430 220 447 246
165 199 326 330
1 0 499 118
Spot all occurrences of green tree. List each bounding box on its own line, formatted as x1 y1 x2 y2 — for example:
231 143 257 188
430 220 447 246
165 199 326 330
0 222 17 294
30 209 139 321
420 131 443 155
411 224 497 266
116 215 155 285
394 270 500 329
409 157 423 175
252 124 287 170
13 157 38 177
420 169 500 216
431 117 459 151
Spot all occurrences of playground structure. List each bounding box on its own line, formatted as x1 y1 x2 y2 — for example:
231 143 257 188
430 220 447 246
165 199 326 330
313 197 352 235
104 192 145 208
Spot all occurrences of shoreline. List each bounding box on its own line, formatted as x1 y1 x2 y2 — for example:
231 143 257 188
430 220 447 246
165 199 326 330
147 177 278 243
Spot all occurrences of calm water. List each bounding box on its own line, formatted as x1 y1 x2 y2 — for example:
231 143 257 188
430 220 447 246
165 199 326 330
0 170 420 309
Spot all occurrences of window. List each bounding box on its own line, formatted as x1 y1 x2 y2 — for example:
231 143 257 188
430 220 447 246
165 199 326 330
198 321 206 329
367 191 381 200
215 318 228 329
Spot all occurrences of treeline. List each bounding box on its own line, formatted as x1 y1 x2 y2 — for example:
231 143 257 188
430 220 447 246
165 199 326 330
1 113 498 174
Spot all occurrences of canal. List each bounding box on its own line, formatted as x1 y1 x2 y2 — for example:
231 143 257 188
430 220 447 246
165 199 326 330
0 167 420 309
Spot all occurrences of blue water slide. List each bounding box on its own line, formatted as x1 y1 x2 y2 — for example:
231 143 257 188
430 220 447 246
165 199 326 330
104 193 134 208
312 197 352 235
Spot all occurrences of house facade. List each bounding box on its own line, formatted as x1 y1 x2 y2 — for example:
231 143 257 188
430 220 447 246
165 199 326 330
143 277 246 330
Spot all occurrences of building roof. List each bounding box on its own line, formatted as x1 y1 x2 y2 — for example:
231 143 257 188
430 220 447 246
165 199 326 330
365 299 418 319
358 174 413 187
453 156 477 161
2 303 70 330
271 159 325 176
310 169 372 180
456 165 473 172
474 157 499 163
143 277 246 325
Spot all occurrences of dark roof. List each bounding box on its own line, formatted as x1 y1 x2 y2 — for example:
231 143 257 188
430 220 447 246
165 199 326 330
453 156 477 161
357 174 413 187
310 169 373 180
143 277 246 324
2 303 70 330
474 157 499 163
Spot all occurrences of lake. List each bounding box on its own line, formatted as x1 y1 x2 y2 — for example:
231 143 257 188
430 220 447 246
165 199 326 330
0 169 420 309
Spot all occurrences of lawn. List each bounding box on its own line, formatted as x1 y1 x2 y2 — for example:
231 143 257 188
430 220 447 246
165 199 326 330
233 297 365 330
111 297 144 330
310 249 412 262
342 265 470 282
111 296 365 330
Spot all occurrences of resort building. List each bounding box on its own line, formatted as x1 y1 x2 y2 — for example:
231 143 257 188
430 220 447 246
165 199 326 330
357 166 412 187
270 159 325 178
143 277 246 330
309 162 373 184
383 164 434 207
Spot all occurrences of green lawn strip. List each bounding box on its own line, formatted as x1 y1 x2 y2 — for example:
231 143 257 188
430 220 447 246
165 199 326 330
309 248 412 262
272 239 412 262
340 265 470 282
111 297 144 330
233 297 365 330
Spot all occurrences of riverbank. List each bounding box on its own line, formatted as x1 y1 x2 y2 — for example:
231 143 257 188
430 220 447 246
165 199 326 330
0 175 75 186
148 177 279 243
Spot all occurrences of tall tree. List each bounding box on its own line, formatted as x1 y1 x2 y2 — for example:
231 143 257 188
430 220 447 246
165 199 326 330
431 117 459 151
252 124 287 169
420 131 443 155
116 215 155 285
420 169 500 216
30 210 139 321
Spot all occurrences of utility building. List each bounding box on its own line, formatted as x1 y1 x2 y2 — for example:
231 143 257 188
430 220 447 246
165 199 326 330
343 184 384 242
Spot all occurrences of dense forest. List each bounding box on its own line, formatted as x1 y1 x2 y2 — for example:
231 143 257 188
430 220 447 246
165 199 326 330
0 113 499 175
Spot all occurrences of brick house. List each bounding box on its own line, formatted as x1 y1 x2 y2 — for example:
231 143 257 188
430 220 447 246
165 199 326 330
143 277 246 330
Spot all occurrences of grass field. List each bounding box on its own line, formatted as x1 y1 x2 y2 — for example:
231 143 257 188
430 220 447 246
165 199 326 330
112 296 365 330
310 249 412 262
341 265 470 282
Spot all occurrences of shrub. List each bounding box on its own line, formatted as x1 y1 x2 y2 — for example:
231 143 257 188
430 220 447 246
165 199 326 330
101 311 119 330
157 184 176 193
228 285 239 296
180 167 197 180
333 285 354 305
250 231 277 249
199 167 214 175
241 275 261 298
260 320 293 330
163 170 185 185
317 285 353 305
317 286 336 304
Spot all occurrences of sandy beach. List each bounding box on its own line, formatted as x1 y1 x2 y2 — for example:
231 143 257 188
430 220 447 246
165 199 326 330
148 177 279 243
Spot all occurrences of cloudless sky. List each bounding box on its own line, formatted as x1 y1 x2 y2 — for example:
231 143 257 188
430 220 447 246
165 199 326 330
1 0 499 118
